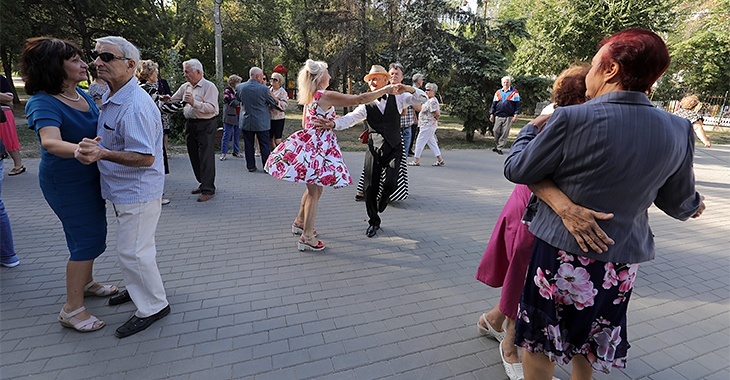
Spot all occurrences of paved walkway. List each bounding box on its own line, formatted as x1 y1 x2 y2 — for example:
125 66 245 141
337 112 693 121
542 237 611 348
1 146 728 380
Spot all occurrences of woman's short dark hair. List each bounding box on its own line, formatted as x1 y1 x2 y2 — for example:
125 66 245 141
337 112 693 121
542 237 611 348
598 28 670 94
20 37 84 95
551 65 589 107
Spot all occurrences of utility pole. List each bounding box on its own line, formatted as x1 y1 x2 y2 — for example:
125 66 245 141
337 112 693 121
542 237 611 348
214 0 224 94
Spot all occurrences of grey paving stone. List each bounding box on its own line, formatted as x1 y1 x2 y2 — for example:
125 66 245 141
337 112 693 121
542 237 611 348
2 148 728 380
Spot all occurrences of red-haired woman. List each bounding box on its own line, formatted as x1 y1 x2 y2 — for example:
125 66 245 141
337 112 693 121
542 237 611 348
504 28 705 380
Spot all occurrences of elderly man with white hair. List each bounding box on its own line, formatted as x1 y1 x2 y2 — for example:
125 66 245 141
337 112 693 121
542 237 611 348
75 35 170 338
163 58 219 202
236 66 278 172
489 76 521 155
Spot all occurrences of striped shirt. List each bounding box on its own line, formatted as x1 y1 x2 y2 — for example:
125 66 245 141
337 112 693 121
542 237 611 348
97 77 164 204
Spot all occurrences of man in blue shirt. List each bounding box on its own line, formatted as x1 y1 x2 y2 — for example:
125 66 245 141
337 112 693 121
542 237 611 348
236 67 278 172
76 36 169 338
489 76 521 155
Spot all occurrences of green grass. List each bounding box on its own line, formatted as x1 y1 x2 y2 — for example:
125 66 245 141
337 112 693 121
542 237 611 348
9 103 730 159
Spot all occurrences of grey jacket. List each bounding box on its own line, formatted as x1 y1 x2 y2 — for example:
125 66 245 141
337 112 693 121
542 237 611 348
235 79 277 132
504 91 702 263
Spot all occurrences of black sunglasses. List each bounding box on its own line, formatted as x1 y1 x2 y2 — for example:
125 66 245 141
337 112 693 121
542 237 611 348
90 50 129 63
271 78 279 81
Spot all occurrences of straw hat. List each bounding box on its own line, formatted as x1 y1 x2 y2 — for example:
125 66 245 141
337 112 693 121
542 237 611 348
363 65 389 82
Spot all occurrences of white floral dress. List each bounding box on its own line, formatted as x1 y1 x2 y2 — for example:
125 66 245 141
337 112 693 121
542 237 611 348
265 90 352 188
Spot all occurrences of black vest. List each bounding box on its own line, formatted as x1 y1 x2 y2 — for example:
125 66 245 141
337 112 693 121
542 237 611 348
365 95 401 148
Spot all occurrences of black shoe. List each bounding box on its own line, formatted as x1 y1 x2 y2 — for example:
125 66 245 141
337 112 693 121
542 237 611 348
354 193 364 201
115 305 171 338
248 167 257 172
366 225 380 238
109 290 132 306
492 147 498 152
496 149 503 155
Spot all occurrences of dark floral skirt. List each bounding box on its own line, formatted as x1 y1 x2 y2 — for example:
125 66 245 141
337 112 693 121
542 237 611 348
515 239 640 374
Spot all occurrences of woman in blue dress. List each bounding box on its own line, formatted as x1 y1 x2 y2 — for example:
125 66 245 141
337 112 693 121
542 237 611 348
21 37 117 332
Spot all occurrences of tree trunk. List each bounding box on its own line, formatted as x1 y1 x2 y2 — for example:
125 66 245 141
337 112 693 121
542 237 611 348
0 44 20 105
213 0 224 93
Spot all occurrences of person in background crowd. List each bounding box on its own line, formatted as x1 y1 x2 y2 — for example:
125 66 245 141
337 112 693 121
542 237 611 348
490 76 521 155
136 59 171 205
86 63 108 108
236 67 277 172
409 82 444 167
675 94 711 148
220 74 243 161
21 37 114 332
0 139 20 268
269 72 289 150
0 75 26 176
162 58 219 202
156 75 173 176
408 73 424 157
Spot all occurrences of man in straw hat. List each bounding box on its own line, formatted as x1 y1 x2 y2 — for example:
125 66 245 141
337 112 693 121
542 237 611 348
315 65 426 237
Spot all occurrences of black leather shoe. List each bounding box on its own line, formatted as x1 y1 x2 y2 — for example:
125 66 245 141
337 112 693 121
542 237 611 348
115 305 171 338
366 225 380 238
109 290 132 306
248 167 257 172
354 193 364 201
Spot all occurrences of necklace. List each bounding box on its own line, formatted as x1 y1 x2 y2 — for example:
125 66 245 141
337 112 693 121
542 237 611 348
58 91 81 102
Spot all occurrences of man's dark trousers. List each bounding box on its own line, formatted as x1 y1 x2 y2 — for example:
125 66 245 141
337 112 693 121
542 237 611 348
185 118 216 195
242 130 271 170
363 136 401 227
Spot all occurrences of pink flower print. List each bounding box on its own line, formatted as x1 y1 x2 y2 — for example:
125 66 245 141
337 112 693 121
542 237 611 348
617 264 638 293
577 256 594 266
294 164 307 180
275 161 285 174
320 174 336 186
602 262 618 289
517 308 531 323
558 250 573 263
299 132 312 143
594 326 622 361
555 263 597 310
534 267 556 300
283 151 297 164
295 145 304 154
545 324 566 351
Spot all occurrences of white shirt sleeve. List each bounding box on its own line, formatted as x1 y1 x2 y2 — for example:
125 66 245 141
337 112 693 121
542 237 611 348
333 104 368 131
396 88 427 113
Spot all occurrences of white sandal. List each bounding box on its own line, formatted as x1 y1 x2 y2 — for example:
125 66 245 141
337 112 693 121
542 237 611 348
58 306 105 332
500 341 524 380
83 281 119 297
477 313 505 342
291 224 317 237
